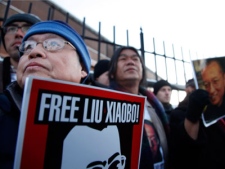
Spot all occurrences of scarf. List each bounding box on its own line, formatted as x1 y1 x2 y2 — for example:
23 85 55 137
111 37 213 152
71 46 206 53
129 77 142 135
109 82 170 138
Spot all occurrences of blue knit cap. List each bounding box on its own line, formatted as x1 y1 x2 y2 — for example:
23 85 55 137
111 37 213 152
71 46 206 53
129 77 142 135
22 20 91 75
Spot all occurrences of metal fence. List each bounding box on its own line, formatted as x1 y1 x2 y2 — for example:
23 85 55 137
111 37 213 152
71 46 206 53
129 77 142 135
0 0 196 104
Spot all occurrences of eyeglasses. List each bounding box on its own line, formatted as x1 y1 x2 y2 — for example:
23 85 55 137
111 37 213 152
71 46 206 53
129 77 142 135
4 25 31 34
86 154 126 169
19 38 76 55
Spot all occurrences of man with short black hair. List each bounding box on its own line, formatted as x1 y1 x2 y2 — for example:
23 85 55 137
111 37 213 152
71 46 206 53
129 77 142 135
0 13 41 92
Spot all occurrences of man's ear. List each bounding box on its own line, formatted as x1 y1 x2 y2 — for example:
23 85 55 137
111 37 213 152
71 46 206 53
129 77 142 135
81 64 87 78
223 73 225 82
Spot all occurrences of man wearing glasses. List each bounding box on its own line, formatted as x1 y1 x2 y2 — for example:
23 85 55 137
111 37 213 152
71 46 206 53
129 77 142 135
0 20 91 168
0 13 41 92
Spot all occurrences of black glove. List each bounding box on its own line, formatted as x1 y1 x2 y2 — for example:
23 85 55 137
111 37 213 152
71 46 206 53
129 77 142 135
186 89 210 123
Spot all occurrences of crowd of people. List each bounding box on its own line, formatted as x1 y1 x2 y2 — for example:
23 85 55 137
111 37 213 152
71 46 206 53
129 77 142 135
0 13 225 169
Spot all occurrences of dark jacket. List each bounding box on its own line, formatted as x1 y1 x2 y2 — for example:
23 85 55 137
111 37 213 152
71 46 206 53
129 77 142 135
169 95 225 169
0 57 11 93
87 73 109 89
162 103 173 121
0 82 22 169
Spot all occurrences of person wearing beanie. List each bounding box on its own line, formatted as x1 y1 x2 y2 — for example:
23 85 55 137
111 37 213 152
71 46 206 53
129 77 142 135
91 59 110 87
176 78 196 108
185 78 196 95
0 13 41 92
0 20 91 168
153 80 173 120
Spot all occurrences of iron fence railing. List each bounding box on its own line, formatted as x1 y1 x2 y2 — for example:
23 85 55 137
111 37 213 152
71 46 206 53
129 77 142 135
1 0 198 103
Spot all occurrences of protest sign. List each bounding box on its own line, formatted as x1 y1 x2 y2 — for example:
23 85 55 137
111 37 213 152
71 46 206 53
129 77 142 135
192 56 225 127
14 76 145 169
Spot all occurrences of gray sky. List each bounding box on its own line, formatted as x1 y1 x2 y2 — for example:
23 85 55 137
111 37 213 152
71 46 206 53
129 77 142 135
52 0 225 105
52 0 225 58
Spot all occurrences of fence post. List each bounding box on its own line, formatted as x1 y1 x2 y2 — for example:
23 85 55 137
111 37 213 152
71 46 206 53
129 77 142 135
47 7 52 20
140 28 145 65
82 17 86 38
65 12 69 23
126 30 129 46
97 22 101 61
3 0 11 23
163 41 168 81
28 3 32 13
153 38 158 81
113 26 116 52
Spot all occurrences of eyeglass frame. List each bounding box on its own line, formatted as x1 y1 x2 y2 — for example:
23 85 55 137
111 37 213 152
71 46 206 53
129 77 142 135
18 38 76 55
3 24 31 34
86 153 126 169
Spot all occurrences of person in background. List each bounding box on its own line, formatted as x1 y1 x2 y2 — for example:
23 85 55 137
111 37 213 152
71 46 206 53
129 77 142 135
0 13 41 92
169 78 196 167
91 59 110 87
177 78 196 108
185 78 196 95
153 80 173 120
170 91 225 169
108 46 170 169
0 20 91 169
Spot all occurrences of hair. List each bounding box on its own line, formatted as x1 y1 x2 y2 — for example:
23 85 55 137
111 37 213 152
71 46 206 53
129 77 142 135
108 46 147 87
185 78 195 88
204 57 225 73
94 59 110 79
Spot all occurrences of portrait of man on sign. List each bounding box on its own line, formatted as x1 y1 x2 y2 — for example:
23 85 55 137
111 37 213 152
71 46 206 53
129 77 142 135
192 56 225 126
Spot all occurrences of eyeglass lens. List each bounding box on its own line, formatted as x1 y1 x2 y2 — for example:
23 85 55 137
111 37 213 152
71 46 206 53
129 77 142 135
19 38 68 54
5 25 31 34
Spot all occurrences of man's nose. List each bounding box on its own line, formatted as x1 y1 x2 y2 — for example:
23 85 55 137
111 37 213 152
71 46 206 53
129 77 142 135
126 58 135 65
208 83 216 94
15 28 25 37
28 44 46 59
166 90 171 95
